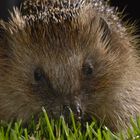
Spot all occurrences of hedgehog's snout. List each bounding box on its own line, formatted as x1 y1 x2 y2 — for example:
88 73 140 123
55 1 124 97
62 102 83 123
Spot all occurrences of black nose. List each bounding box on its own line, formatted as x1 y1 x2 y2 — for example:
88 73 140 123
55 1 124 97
75 105 83 121
62 104 83 122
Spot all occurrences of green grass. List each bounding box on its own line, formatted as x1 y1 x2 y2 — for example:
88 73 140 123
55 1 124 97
0 108 140 140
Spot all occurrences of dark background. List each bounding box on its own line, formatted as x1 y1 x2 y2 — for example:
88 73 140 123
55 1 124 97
0 0 139 26
110 0 140 24
0 0 21 21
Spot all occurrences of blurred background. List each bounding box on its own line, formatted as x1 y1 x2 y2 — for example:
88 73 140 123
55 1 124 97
111 0 140 22
0 0 139 26
0 0 21 21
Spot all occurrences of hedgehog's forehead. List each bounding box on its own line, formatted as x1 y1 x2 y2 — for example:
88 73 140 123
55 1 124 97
27 18 95 52
20 1 97 48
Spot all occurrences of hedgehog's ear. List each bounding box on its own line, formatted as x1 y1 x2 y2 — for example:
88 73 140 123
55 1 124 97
98 17 130 54
99 17 111 43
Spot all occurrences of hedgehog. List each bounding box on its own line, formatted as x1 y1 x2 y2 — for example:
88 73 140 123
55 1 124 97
0 0 140 131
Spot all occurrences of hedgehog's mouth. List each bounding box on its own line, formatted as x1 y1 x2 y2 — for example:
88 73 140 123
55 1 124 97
61 106 94 131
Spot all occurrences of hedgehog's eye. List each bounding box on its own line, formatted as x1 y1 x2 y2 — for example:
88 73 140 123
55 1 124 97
82 63 93 76
34 68 45 81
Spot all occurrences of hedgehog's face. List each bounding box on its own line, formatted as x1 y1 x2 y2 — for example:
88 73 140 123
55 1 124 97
0 14 130 124
0 0 131 125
